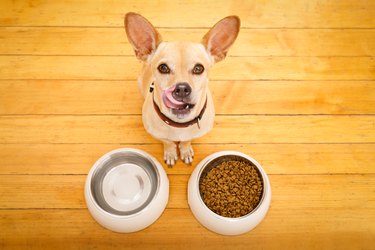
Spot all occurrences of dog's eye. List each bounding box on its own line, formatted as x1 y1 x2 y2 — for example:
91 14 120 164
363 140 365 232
158 64 170 74
192 64 204 75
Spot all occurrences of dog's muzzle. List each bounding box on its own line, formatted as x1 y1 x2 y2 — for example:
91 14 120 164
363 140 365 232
149 82 207 129
162 83 196 118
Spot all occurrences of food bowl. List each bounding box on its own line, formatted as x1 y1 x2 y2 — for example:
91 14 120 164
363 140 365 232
85 148 169 233
188 151 271 235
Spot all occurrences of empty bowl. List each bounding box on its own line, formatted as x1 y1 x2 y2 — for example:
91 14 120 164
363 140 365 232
85 148 169 233
188 151 271 235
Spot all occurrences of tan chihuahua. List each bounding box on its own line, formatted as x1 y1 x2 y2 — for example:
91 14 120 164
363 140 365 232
125 13 240 166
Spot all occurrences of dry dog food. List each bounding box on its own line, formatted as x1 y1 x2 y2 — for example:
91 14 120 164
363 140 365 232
200 160 263 218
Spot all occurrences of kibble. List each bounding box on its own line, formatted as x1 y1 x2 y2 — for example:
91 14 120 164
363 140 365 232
200 160 263 218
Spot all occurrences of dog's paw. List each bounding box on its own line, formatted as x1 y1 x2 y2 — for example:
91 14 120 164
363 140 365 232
164 151 178 167
163 142 178 167
179 142 194 165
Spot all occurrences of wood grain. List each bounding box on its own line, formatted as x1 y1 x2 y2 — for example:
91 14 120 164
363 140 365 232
1 0 375 249
0 56 374 80
1 27 374 56
1 208 374 250
0 115 374 144
1 0 374 28
1 143 374 175
1 174 373 209
1 80 374 115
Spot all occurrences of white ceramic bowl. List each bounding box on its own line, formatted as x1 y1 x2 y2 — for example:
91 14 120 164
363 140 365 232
85 148 169 233
188 151 271 235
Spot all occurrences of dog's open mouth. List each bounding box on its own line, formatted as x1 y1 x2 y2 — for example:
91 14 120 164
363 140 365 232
162 89 195 118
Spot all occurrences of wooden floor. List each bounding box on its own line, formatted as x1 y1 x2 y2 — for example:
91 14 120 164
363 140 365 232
1 0 374 249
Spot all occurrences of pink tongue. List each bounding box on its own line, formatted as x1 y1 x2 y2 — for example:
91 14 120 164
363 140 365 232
163 86 185 109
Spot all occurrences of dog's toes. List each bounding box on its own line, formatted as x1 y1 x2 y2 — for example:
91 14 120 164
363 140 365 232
165 158 175 167
180 145 194 165
181 152 193 164
164 157 176 167
183 155 193 165
164 152 177 167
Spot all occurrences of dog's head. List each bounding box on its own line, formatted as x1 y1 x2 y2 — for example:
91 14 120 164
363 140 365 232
125 13 240 121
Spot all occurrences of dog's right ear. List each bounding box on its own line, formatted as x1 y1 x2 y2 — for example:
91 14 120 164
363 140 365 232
125 12 162 61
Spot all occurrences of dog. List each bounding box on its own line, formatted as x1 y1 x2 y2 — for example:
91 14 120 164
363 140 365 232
125 13 240 166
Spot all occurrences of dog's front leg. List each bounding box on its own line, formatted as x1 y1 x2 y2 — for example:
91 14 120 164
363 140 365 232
163 140 178 166
179 141 194 165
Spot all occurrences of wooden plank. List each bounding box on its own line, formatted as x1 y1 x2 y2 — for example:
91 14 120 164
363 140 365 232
212 81 375 115
1 1 374 250
0 143 374 175
0 207 374 250
0 80 141 115
0 115 374 144
0 174 374 210
0 0 374 28
1 27 374 56
0 56 374 80
0 175 86 209
1 80 374 115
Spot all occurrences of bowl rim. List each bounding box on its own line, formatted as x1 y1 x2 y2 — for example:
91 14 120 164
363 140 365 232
86 148 165 218
195 152 268 220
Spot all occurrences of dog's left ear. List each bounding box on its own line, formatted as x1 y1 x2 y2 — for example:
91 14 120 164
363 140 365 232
202 16 240 62
125 12 162 61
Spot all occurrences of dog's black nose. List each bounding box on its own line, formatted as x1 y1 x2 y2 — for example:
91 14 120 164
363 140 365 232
172 83 192 100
